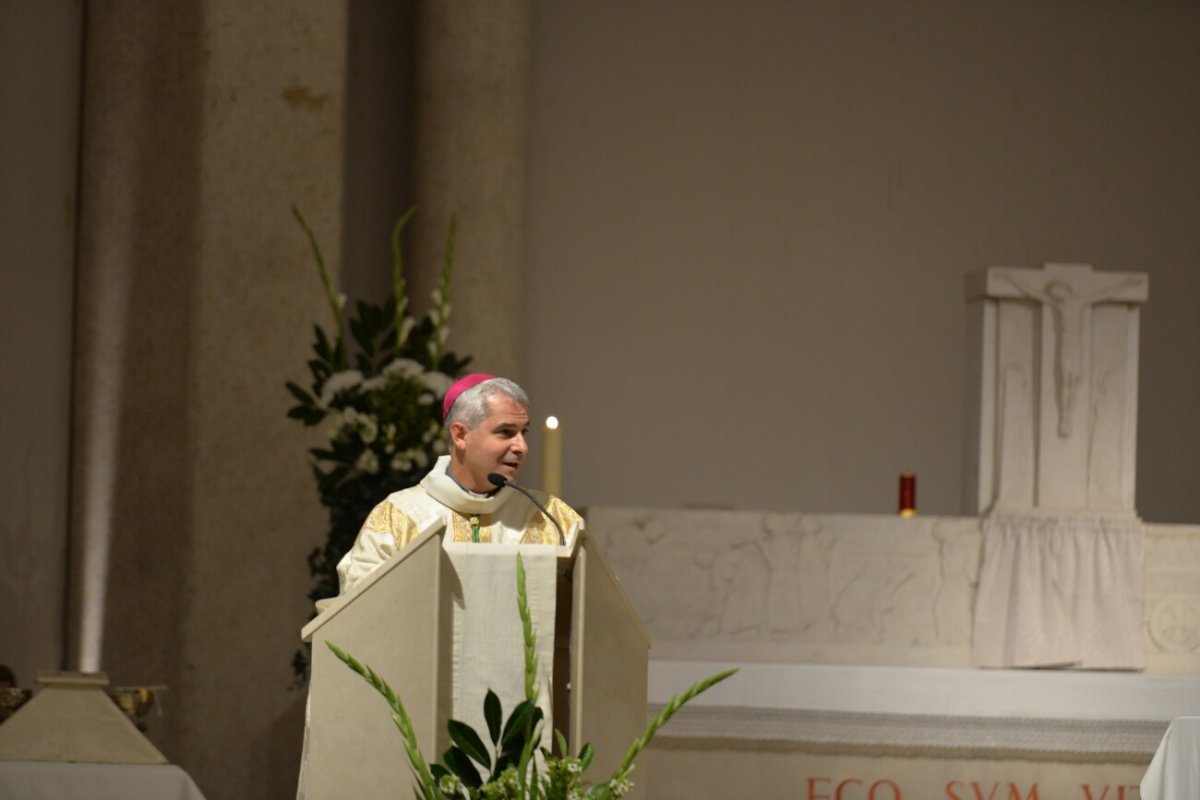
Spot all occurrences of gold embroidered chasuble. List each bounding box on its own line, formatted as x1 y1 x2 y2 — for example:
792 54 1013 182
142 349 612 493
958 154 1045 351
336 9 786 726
335 455 584 595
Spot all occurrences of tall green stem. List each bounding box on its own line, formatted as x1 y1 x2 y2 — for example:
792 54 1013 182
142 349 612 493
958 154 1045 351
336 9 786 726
292 205 346 369
391 207 417 351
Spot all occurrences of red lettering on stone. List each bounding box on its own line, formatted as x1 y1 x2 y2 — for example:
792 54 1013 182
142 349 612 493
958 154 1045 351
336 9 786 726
972 783 1002 800
808 777 832 800
870 779 902 800
1009 784 1038 800
1082 786 1111 800
946 782 966 800
836 778 863 800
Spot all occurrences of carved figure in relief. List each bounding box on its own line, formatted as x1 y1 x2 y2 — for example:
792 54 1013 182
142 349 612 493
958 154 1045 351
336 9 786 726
933 523 978 644
878 556 940 645
998 272 1142 438
832 558 907 640
759 514 806 637
1149 596 1200 654
703 542 767 640
600 519 709 639
797 519 836 638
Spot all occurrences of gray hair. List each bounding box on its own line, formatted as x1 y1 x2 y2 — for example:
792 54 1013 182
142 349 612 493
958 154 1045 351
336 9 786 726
446 377 529 429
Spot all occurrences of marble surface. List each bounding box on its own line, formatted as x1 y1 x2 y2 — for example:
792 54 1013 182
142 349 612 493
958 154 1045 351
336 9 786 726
586 507 1200 673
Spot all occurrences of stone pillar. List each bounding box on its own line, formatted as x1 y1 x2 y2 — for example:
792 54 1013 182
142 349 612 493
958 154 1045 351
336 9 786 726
0 0 82 687
408 0 531 380
964 263 1149 514
70 1 346 796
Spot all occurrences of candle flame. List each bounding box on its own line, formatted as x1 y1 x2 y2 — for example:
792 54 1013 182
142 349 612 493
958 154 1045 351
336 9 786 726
545 415 559 430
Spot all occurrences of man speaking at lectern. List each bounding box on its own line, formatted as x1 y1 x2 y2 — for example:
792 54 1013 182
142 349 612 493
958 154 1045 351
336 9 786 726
335 373 584 595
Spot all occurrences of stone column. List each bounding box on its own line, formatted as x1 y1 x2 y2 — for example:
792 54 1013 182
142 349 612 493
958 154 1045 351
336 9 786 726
0 1 82 687
70 1 346 796
408 0 532 380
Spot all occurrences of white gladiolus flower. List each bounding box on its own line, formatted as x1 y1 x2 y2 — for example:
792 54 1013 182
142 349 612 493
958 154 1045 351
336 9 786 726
319 370 364 406
355 450 379 474
360 375 385 393
358 415 379 444
382 358 423 378
421 371 454 395
398 317 416 344
413 450 429 469
417 394 433 405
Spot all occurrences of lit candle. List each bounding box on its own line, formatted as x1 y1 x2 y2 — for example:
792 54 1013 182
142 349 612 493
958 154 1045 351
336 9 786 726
543 416 562 497
898 473 917 518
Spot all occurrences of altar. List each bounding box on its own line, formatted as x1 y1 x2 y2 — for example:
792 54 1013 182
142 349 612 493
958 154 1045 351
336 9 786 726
579 264 1200 797
586 507 1200 798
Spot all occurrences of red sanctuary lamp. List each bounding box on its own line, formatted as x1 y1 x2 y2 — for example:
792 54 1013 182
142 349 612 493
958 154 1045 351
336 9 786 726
898 473 917 518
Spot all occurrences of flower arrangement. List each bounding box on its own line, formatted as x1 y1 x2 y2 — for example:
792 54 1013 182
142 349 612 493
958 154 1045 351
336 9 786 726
327 554 735 799
287 207 470 681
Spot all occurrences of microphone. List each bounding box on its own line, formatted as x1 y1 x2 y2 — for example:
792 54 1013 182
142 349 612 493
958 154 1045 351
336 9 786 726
487 473 565 546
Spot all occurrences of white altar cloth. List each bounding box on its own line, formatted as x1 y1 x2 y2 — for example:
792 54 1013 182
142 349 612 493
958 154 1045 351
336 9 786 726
971 511 1144 669
0 761 206 800
1141 717 1200 800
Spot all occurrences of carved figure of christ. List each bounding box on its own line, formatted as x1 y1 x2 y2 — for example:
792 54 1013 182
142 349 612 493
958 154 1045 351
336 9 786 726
993 266 1146 438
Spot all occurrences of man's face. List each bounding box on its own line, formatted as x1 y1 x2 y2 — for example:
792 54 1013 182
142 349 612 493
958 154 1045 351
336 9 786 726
451 393 530 492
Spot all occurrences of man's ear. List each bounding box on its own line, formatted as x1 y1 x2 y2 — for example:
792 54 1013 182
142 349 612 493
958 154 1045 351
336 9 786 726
448 420 470 450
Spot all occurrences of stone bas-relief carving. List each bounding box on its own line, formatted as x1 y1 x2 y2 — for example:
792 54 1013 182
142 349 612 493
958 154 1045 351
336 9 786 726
1144 525 1200 665
586 507 1200 673
588 507 982 666
964 263 1148 513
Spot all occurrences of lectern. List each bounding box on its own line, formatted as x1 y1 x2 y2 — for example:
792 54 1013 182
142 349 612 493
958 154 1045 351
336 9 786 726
300 527 649 799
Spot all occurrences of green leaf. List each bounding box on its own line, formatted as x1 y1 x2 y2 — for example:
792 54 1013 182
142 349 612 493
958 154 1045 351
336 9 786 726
447 719 491 770
313 325 333 361
442 746 482 789
484 690 502 745
578 742 595 771
287 407 324 426
555 729 569 758
500 700 538 747
285 381 315 405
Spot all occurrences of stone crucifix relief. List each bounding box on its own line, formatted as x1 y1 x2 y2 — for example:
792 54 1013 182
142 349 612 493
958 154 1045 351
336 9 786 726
964 263 1148 513
996 267 1146 438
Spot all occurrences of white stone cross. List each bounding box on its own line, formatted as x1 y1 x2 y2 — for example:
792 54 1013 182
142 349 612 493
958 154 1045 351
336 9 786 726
990 265 1147 438
964 263 1148 513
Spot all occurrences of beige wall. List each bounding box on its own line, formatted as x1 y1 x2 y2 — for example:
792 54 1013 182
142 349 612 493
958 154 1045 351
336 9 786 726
522 1 1200 523
1 2 1198 799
